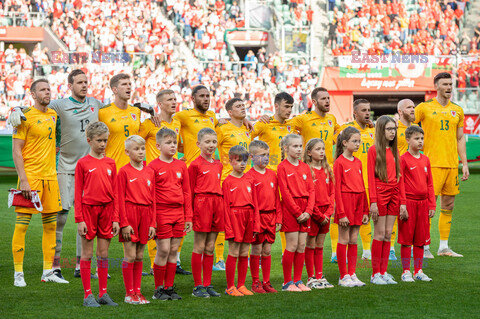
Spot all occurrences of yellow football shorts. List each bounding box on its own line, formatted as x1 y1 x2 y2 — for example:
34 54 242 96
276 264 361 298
16 178 62 214
431 168 460 196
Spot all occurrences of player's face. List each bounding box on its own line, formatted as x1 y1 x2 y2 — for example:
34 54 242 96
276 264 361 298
250 148 269 169
159 93 177 115
230 155 248 173
228 101 246 120
192 88 210 112
276 100 293 120
407 132 424 151
32 82 51 106
114 79 132 101
157 136 177 157
400 103 415 122
70 74 88 99
354 103 371 125
435 78 453 100
313 91 330 113
308 142 325 162
197 134 218 156
344 133 361 153
286 138 303 160
88 133 108 155
125 142 145 163
385 121 397 141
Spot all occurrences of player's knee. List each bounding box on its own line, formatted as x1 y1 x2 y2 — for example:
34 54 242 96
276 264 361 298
262 246 272 256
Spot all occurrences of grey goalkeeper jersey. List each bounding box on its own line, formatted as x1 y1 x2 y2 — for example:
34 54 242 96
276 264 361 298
50 97 103 174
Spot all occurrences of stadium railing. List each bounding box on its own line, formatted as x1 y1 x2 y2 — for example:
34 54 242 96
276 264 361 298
0 12 46 27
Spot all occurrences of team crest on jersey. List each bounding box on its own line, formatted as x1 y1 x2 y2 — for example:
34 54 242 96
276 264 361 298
209 117 214 124
359 169 361 174
147 180 151 187
176 172 182 178
90 107 95 113
270 182 274 188
51 116 56 122
424 167 427 173
303 174 307 180
247 186 251 193
218 173 220 179
326 178 329 184
175 128 179 134
369 133 374 139
287 125 291 133
451 111 456 117
245 132 250 138
328 120 333 127
131 113 137 121
107 169 112 176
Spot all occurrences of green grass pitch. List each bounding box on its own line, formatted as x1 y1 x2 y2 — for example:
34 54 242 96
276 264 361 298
1 174 479 318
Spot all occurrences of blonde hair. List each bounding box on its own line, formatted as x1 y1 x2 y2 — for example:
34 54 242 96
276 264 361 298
280 134 302 161
303 138 334 183
85 121 109 140
374 115 401 182
125 135 145 149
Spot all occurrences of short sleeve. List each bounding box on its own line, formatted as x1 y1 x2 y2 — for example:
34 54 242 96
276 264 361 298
12 121 28 140
457 107 464 128
413 103 424 124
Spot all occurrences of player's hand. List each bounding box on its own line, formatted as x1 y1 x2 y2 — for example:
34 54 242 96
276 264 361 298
122 226 134 241
184 221 193 233
428 210 435 218
258 115 271 124
362 215 369 224
151 113 162 127
19 179 32 200
370 203 379 222
399 205 408 221
297 212 310 223
243 118 254 131
276 223 282 232
339 217 349 227
253 232 258 238
179 156 186 162
112 222 120 237
148 227 156 240
218 118 228 125
78 222 87 237
56 146 60 154
366 119 374 128
320 216 329 225
7 107 25 127
462 165 469 181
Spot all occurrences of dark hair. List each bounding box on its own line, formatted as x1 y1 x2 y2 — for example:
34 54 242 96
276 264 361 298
310 87 328 100
249 140 269 151
68 69 86 84
335 126 360 159
434 72 452 85
405 125 424 139
109 73 130 88
353 98 370 110
228 145 249 161
197 127 217 141
155 127 177 143
225 98 243 111
30 79 49 93
192 85 209 96
274 92 294 106
374 115 400 182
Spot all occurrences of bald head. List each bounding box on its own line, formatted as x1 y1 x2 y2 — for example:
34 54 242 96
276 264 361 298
397 99 415 123
397 99 414 112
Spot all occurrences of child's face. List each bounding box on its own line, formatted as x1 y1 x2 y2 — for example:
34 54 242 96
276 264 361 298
343 133 361 153
406 132 424 151
308 142 325 162
286 138 303 159
88 133 108 155
230 155 248 173
385 121 397 141
156 136 177 157
197 134 218 156
250 147 269 168
125 142 145 163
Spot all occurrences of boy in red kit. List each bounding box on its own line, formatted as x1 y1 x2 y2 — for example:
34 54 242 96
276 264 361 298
246 140 282 294
399 126 435 282
118 135 156 304
75 122 119 307
303 139 335 289
148 128 193 301
189 128 224 298
278 134 315 292
334 128 370 287
223 145 260 297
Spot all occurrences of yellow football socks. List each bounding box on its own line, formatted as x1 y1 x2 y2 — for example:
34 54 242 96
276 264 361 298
12 214 32 273
147 239 156 269
330 222 338 253
280 232 286 254
439 209 453 241
215 232 225 262
42 213 57 270
359 223 372 251
391 218 398 248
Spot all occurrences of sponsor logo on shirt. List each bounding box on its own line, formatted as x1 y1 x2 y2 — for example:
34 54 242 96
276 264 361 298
73 109 78 114
287 173 294 177
254 182 261 186
203 170 210 174
111 118 116 122
410 166 416 170
129 178 137 182
344 168 351 173
89 168 97 172
230 187 237 192
159 171 166 175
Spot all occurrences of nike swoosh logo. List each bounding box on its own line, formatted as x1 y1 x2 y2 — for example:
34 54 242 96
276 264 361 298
230 187 237 192
203 170 210 174
254 182 261 186
89 168 96 172
129 178 137 182
410 166 416 170
287 173 294 177
158 172 166 175
345 168 351 173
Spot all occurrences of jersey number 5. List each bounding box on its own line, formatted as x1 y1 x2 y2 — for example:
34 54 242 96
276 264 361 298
124 125 129 137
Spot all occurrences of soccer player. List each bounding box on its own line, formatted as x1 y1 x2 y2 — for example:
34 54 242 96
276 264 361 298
413 72 469 257
336 99 375 261
223 145 260 296
75 121 119 307
368 116 406 285
278 134 315 292
246 140 282 294
399 126 436 282
118 136 156 304
12 79 67 287
149 128 193 301
189 128 224 298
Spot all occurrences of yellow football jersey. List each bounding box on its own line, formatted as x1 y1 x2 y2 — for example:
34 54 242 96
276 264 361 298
217 122 252 181
338 120 375 186
174 108 218 166
397 121 418 155
138 118 181 164
251 117 295 172
98 103 141 170
290 111 340 165
12 107 57 180
414 98 464 168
